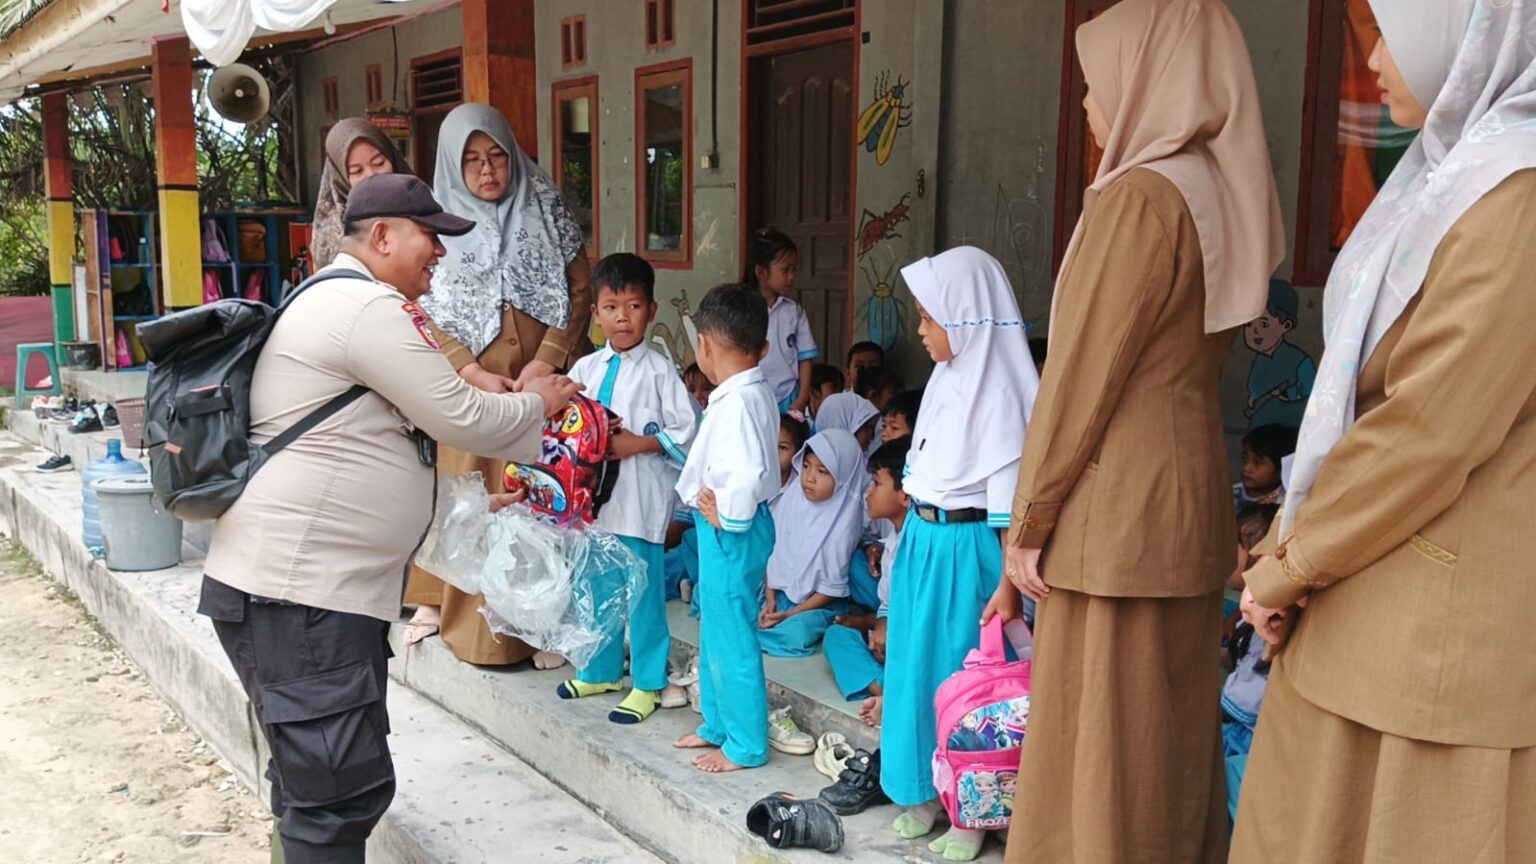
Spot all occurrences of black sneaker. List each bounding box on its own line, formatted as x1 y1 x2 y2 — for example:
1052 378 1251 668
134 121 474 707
101 404 120 428
818 748 888 815
746 792 844 853
69 405 102 434
36 454 73 473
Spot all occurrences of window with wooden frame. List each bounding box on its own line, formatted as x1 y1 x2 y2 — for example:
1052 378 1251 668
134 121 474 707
744 0 857 47
410 50 464 178
1292 0 1411 285
561 16 588 69
636 61 692 266
364 64 384 110
644 0 676 50
553 77 600 256
322 76 339 118
1052 0 1119 273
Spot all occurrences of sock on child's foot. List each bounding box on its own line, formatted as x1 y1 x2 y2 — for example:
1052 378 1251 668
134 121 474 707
608 688 660 724
892 801 943 839
555 679 623 700
928 827 986 861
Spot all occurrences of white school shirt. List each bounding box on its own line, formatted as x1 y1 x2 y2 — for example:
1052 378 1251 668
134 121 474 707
569 341 698 544
675 366 781 531
876 526 899 618
902 458 1020 531
761 296 818 404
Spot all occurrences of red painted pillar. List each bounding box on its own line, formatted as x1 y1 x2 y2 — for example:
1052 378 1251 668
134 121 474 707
42 92 76 356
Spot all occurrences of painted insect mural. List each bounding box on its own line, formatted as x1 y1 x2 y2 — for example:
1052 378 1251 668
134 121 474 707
856 72 913 167
857 192 912 258
857 249 907 352
648 290 699 370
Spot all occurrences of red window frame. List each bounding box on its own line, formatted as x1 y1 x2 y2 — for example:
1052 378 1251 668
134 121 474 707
560 15 588 69
322 76 339 118
645 0 676 50
552 76 601 259
364 64 383 110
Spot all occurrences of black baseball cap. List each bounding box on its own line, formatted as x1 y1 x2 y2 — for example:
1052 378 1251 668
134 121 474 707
343 174 475 236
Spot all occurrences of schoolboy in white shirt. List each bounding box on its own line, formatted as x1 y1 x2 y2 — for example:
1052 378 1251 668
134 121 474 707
672 282 780 773
558 254 698 724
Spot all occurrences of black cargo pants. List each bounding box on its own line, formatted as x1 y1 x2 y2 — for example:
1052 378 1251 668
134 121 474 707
198 577 395 864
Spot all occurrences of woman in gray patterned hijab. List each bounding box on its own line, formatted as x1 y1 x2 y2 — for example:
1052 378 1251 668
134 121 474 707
404 103 593 667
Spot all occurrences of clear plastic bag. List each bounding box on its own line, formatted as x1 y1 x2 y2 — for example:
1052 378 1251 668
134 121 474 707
415 473 492 596
476 505 648 670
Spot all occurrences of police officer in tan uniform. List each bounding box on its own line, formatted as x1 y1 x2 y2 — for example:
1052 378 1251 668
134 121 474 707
198 174 580 863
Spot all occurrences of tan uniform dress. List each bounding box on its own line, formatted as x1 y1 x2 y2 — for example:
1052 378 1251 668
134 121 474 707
1231 169 1536 863
1005 169 1232 864
403 254 593 665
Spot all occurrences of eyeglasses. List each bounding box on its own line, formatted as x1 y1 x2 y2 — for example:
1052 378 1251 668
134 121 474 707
462 151 511 173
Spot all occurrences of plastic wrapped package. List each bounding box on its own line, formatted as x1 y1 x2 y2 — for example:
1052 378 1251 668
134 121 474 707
415 473 492 596
476 505 648 670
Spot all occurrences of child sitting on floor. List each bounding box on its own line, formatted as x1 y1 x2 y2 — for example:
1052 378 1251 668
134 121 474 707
814 392 880 451
758 429 865 657
808 363 845 417
556 253 698 725
683 362 715 412
824 436 911 727
879 390 922 444
845 341 885 393
855 366 904 412
1230 424 1297 587
673 282 781 773
777 412 812 490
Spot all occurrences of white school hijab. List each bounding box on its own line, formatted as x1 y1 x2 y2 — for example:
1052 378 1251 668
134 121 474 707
814 393 879 438
900 247 1039 501
1284 0 1536 538
767 429 866 603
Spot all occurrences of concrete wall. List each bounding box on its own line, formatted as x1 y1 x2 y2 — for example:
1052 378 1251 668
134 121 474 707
537 0 743 361
293 7 465 206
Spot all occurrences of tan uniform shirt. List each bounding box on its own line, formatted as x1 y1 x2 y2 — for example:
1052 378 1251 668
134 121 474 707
1009 169 1235 598
1247 169 1536 748
204 254 546 622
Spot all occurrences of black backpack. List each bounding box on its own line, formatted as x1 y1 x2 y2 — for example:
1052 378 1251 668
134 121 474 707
137 270 371 522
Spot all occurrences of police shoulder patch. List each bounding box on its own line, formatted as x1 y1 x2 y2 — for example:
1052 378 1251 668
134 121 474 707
401 302 440 349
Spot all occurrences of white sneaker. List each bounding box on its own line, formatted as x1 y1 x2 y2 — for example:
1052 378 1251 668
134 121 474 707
768 706 816 755
663 656 700 712
813 732 855 780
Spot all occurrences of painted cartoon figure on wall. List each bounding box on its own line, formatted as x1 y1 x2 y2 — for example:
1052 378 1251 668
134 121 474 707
856 71 912 167
1243 279 1316 430
648 289 698 370
858 192 911 257
857 249 907 352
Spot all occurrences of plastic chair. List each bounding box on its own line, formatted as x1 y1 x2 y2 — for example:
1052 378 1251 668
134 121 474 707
14 342 62 407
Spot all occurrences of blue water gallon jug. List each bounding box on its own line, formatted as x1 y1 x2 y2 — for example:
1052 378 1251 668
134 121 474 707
83 439 148 552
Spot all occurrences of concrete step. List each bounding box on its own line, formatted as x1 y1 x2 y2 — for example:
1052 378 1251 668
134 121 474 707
0 431 662 864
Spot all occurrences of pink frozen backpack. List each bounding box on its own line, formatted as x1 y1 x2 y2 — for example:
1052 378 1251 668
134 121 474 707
931 617 1032 831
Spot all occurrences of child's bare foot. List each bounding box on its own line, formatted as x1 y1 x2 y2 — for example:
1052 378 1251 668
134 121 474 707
673 732 713 749
694 750 748 773
860 695 884 727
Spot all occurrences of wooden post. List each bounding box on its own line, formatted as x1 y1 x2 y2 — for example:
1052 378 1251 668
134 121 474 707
462 0 538 157
41 92 76 359
151 36 203 308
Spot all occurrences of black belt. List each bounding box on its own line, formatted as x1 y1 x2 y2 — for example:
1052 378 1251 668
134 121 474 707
913 504 987 524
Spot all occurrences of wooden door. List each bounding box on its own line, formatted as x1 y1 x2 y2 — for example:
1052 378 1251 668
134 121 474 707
80 210 116 369
1054 0 1123 272
750 40 855 367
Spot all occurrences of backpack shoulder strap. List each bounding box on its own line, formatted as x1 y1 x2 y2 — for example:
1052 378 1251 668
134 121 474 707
278 267 370 311
263 385 370 457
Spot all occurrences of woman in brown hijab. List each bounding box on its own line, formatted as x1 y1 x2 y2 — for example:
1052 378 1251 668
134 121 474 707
310 119 410 270
402 104 593 667
987 0 1285 861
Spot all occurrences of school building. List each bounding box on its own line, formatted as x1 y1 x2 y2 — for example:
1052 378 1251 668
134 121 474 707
0 0 1396 443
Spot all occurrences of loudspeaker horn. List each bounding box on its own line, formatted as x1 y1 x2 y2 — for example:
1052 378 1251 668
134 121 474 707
209 64 270 124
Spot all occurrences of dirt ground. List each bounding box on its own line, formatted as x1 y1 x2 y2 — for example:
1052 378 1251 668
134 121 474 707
0 539 270 863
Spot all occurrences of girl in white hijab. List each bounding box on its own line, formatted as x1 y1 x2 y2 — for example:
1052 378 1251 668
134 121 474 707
1234 3 1536 861
758 429 865 658
813 392 881 451
879 246 1038 861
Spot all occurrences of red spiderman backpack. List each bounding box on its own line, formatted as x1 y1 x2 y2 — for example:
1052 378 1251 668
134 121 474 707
503 394 621 525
